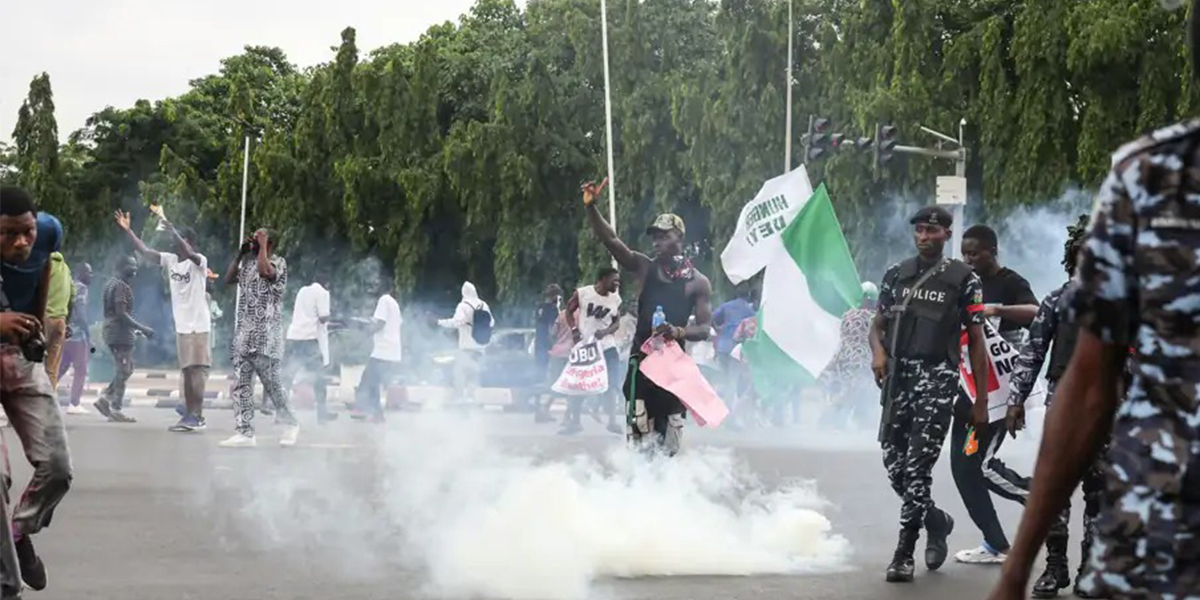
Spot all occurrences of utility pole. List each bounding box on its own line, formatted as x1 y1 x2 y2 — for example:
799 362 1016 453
784 0 794 173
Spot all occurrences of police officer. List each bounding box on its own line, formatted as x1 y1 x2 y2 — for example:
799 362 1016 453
1002 214 1106 599
870 205 991 583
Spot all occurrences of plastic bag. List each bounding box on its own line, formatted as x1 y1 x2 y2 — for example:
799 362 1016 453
551 338 609 396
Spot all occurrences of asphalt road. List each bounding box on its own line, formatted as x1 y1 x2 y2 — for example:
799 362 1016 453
9 407 1079 600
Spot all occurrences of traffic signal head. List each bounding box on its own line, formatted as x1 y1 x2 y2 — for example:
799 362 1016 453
874 123 898 171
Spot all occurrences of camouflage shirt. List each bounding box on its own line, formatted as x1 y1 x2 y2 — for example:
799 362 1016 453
1006 282 1070 407
1072 119 1200 599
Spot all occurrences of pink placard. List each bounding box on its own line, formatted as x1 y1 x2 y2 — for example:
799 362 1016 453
638 338 729 428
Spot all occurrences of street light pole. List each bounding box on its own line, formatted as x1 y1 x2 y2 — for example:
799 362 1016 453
600 0 619 269
234 133 250 330
784 0 794 172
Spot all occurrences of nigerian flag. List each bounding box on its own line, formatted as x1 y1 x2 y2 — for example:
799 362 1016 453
723 183 862 400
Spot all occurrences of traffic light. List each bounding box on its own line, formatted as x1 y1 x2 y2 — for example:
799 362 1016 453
801 117 831 162
874 123 898 172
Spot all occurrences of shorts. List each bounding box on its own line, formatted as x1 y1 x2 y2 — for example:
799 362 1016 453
623 353 684 419
176 332 212 369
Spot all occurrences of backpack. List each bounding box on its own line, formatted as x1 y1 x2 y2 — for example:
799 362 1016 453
469 301 493 345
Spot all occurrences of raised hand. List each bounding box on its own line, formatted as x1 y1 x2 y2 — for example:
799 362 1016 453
581 178 609 207
114 210 132 231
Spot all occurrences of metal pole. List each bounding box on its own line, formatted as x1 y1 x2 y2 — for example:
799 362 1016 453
784 0 794 172
234 134 250 330
952 146 967 261
600 0 618 269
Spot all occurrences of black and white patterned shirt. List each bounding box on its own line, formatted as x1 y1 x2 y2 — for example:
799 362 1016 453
232 254 287 359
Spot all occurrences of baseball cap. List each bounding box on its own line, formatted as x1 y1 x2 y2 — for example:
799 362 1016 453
646 213 686 236
909 206 953 228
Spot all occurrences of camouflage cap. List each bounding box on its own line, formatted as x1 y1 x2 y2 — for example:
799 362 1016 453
646 213 686 236
909 206 953 228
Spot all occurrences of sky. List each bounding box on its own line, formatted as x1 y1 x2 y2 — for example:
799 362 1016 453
0 0 490 142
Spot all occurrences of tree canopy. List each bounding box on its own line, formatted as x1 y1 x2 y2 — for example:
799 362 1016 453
5 0 1196 315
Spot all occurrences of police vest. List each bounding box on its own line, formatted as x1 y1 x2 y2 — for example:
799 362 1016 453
887 257 974 364
1046 317 1080 381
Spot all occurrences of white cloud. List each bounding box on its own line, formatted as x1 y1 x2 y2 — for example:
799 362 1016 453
0 0 488 141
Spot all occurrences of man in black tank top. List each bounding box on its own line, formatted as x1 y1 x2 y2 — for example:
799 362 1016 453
581 179 713 456
869 206 991 584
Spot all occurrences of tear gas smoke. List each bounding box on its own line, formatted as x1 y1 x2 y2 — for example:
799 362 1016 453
200 413 850 600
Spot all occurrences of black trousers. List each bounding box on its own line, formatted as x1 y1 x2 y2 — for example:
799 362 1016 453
950 396 1030 552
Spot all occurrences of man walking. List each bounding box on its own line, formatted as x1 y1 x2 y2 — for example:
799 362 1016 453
561 267 623 435
219 229 297 448
581 178 713 455
95 255 154 423
0 186 74 595
353 280 403 421
285 277 338 423
534 284 562 383
870 206 990 583
59 262 92 415
951 224 1040 565
115 209 211 432
437 281 493 403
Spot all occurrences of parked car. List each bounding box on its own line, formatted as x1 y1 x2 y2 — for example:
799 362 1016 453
426 328 544 391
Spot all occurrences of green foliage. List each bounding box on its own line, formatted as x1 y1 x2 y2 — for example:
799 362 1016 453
6 0 1198 314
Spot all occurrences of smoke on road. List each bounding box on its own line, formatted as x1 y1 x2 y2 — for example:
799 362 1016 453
201 413 850 599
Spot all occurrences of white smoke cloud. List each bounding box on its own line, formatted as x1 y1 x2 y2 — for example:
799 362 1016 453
200 413 850 599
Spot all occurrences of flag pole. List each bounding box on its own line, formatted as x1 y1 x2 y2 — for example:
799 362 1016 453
600 0 618 268
784 0 793 173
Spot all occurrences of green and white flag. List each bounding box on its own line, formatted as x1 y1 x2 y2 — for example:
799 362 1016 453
722 183 862 399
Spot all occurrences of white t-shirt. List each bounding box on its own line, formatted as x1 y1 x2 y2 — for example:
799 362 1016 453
370 294 403 362
160 252 212 334
287 283 330 341
576 285 621 350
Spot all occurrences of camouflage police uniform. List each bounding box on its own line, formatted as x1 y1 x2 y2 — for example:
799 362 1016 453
876 223 985 566
1070 119 1200 600
1008 281 1109 596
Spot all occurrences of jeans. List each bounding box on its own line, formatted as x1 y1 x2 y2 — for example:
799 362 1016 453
284 340 330 416
354 358 397 417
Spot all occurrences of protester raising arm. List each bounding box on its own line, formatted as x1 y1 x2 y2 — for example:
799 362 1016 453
114 210 162 263
581 179 649 274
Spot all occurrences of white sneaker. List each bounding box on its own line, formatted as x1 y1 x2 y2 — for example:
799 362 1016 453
65 405 90 415
954 545 1007 564
219 433 257 448
279 424 300 447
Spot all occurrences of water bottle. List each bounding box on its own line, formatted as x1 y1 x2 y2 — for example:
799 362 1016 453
651 305 667 351
652 305 666 329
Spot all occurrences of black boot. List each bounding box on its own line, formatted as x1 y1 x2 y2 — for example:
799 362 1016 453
886 528 920 583
1073 514 1106 599
923 508 954 571
1031 532 1070 598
